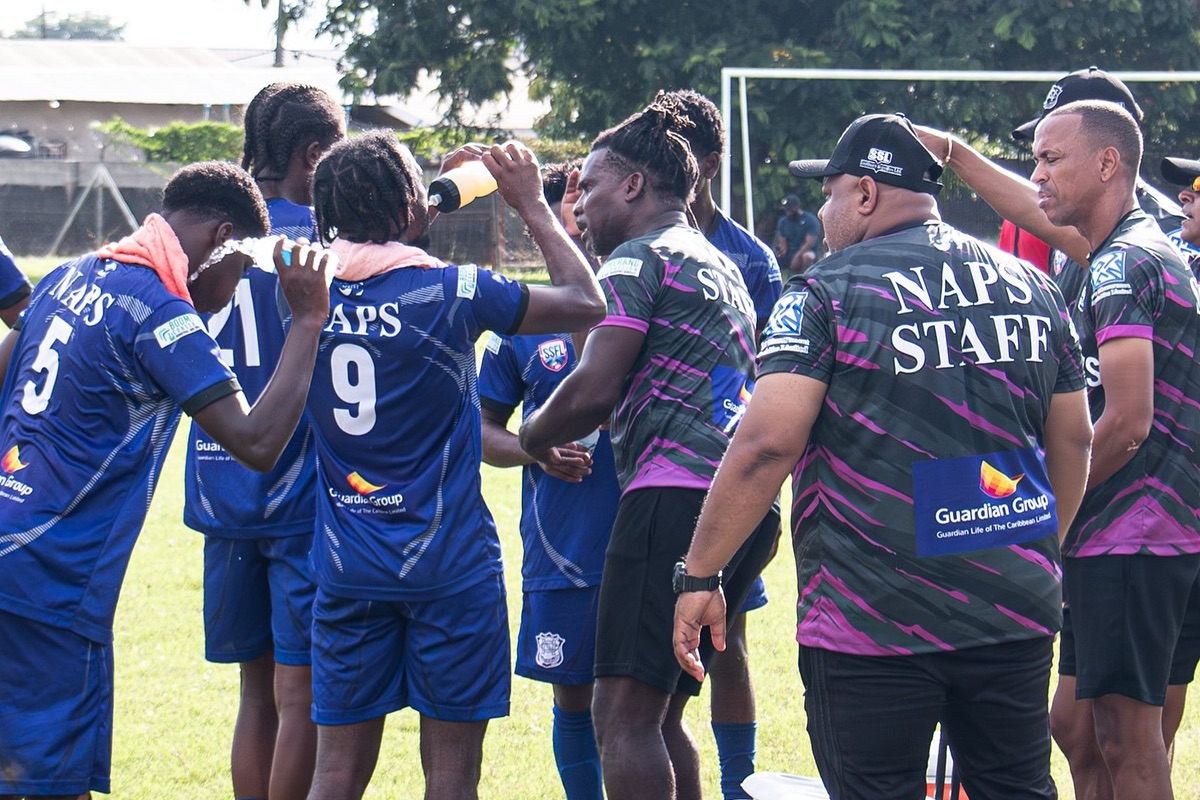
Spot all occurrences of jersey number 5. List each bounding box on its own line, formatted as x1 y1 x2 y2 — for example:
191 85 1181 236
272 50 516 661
21 316 73 415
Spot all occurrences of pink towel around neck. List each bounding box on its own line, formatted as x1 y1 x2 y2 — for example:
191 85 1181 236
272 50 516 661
97 213 192 304
331 239 446 282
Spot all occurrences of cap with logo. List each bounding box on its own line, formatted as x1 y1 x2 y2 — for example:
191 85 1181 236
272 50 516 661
781 193 802 208
1160 156 1200 188
1011 66 1144 141
788 113 943 196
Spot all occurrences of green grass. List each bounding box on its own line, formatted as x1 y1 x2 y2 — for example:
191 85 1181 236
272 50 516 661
17 249 1200 797
108 420 1200 798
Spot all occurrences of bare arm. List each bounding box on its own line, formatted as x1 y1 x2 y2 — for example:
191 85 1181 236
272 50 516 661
1087 336 1154 490
1042 389 1094 541
0 328 16 379
483 405 592 482
0 295 29 328
482 143 605 335
481 405 534 468
190 247 332 472
674 372 826 681
914 126 1092 265
519 325 642 454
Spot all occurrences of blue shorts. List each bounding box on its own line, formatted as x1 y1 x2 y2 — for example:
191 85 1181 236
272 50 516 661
739 576 768 613
311 574 511 725
0 610 112 796
516 586 600 686
204 533 316 666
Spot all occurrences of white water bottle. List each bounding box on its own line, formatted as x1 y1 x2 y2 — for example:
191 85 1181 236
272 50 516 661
246 236 338 275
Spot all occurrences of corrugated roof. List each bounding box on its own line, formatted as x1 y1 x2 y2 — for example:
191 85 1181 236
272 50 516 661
0 40 550 133
0 40 348 105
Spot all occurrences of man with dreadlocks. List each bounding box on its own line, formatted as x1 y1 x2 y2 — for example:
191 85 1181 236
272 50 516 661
519 102 780 800
183 82 345 800
657 87 781 800
303 132 604 800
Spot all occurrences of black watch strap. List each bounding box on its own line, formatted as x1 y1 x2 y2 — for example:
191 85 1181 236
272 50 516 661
673 560 721 593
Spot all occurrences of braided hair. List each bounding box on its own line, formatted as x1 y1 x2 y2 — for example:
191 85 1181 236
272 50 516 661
312 130 426 245
654 89 724 158
591 103 699 204
163 161 269 238
241 82 345 183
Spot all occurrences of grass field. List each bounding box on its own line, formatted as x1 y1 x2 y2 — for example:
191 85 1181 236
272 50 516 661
10 251 1200 798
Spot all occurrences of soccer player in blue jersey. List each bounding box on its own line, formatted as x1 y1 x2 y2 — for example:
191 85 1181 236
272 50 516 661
183 82 345 800
0 161 333 799
0 234 32 328
659 88 782 800
303 132 604 800
477 162 617 800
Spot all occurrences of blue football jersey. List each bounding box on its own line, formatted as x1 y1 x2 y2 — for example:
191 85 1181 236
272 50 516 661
307 261 527 601
183 198 318 538
0 255 238 643
477 331 620 591
706 209 782 327
0 235 32 312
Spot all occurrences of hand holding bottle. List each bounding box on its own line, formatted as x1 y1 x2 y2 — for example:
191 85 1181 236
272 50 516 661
482 141 545 217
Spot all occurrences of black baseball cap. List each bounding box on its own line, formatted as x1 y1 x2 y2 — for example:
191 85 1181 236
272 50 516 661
788 113 943 195
1161 156 1200 188
1012 66 1144 141
781 193 802 208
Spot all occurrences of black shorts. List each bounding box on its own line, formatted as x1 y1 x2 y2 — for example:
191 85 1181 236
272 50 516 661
593 486 780 696
1060 553 1200 704
800 638 1056 800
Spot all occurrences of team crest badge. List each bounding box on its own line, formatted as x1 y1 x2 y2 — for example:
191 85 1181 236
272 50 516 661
535 632 566 668
1052 250 1068 276
1090 251 1126 288
538 339 568 372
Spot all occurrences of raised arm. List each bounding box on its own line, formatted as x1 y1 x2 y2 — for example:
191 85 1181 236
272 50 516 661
482 142 605 335
915 126 1092 266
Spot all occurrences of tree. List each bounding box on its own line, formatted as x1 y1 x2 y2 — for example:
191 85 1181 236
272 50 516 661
322 0 1200 217
6 12 125 40
244 0 314 68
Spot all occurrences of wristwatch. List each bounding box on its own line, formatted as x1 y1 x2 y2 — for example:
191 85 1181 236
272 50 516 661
672 560 721 594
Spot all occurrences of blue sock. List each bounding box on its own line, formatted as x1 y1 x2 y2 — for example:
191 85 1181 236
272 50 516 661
712 721 757 800
552 704 603 800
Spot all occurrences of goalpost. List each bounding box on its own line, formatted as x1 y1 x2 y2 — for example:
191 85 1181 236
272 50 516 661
719 67 1200 235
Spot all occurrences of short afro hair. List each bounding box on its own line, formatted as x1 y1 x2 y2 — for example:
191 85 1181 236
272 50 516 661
162 161 269 238
542 159 581 206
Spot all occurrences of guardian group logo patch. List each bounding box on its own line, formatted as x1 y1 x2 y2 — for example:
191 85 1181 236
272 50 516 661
2 445 28 473
979 461 1022 499
347 471 385 495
